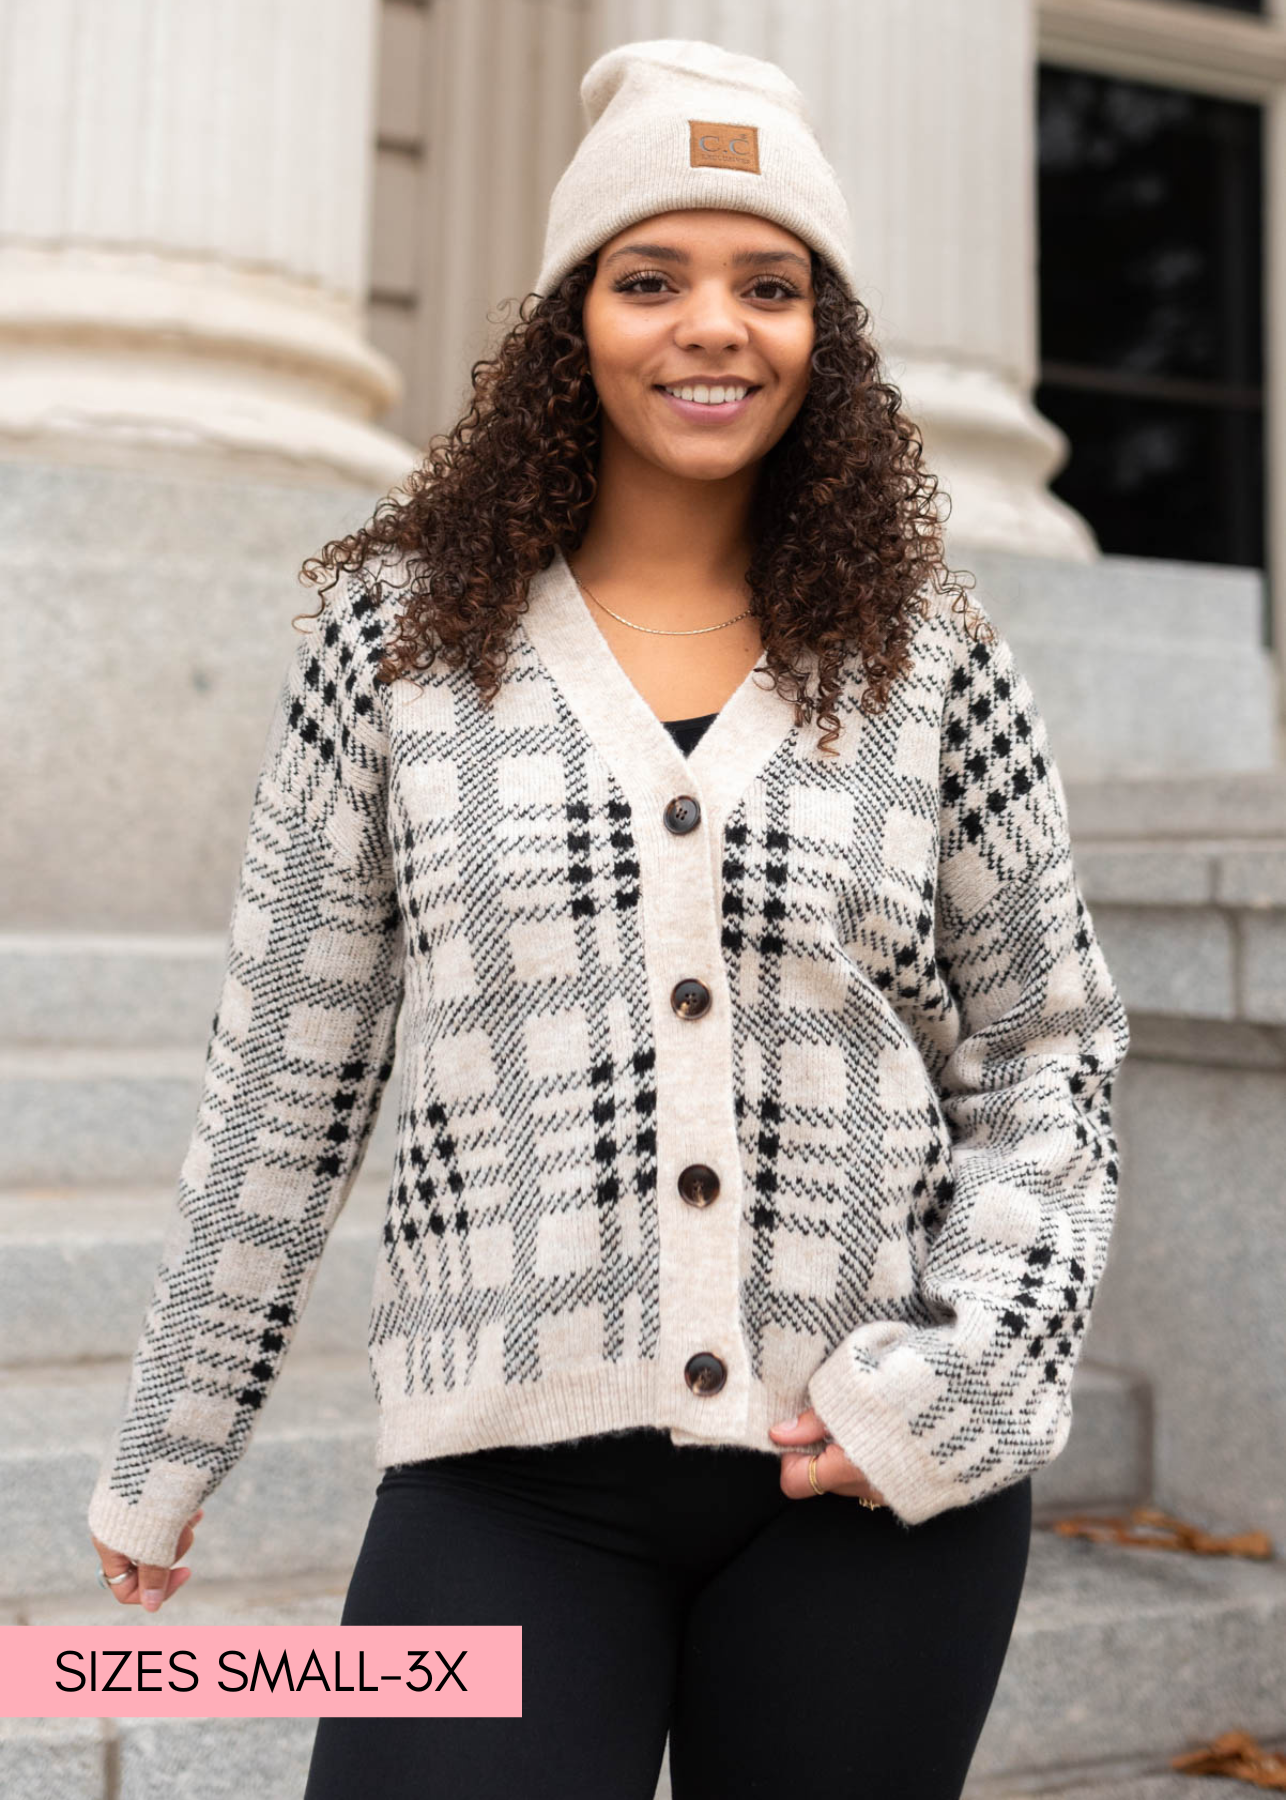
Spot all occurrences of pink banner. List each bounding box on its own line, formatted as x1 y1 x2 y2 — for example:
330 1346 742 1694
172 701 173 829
0 1626 522 1718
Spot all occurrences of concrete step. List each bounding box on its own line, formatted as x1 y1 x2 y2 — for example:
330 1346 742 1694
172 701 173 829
0 1717 105 1800
0 932 226 1049
0 1042 401 1187
968 1752 1286 1800
966 1529 1286 1784
3 1533 1282 1799
1028 1361 1150 1518
0 1181 389 1365
0 929 404 1187
0 1714 323 1800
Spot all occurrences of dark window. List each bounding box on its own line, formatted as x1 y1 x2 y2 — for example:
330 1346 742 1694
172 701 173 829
1035 66 1265 617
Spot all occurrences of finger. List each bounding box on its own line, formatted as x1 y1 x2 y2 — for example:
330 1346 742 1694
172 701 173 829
832 1475 886 1504
135 1530 199 1610
771 1417 884 1503
118 1565 193 1610
128 1535 189 1601
778 1443 866 1501
137 1563 172 1611
161 1566 193 1606
93 1538 140 1605
767 1406 828 1445
776 1445 833 1499
813 1442 885 1503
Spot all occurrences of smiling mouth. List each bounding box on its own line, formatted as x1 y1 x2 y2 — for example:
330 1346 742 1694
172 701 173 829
654 384 762 407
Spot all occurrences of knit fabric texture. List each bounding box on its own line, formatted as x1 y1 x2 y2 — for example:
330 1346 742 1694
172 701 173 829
87 546 1130 1567
535 38 857 300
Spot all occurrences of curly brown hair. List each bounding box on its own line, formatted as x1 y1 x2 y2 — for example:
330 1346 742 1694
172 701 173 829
297 250 987 755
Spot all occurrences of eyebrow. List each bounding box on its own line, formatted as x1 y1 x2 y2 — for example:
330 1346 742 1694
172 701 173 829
602 241 812 275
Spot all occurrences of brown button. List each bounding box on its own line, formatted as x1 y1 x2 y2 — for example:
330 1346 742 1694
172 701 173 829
684 1352 727 1395
671 978 711 1019
663 795 701 835
678 1164 720 1207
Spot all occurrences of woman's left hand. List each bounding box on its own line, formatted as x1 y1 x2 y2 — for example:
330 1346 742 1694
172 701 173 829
769 1407 887 1504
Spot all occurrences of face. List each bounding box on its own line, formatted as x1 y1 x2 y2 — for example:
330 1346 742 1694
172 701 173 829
581 208 816 484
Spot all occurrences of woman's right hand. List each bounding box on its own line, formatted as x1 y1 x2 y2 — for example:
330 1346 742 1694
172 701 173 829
91 1509 204 1613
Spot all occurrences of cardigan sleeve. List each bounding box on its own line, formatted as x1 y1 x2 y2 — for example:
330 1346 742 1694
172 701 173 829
807 607 1131 1529
86 571 406 1570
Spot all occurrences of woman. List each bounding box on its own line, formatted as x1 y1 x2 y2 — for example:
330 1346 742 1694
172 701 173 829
88 39 1130 1800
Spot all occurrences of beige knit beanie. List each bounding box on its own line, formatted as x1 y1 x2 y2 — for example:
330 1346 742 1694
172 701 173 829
535 38 856 301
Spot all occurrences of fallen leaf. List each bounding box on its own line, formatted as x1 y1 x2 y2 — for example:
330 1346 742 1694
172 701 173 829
1171 1729 1286 1788
1042 1505 1274 1560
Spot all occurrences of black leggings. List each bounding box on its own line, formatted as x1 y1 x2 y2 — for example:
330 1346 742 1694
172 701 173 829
303 1427 1031 1800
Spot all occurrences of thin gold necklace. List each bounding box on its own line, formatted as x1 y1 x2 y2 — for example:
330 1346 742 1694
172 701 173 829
570 566 753 637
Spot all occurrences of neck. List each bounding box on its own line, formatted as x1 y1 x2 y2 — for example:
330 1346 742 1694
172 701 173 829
573 423 760 598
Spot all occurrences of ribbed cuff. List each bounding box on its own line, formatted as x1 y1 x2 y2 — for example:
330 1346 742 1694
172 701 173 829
87 1475 195 1571
807 1345 960 1530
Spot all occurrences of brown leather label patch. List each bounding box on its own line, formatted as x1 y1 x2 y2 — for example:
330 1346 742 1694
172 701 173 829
689 121 760 174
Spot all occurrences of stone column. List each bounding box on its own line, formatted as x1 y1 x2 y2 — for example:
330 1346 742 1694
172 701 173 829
586 0 1093 562
0 0 411 487
406 0 589 439
0 0 420 929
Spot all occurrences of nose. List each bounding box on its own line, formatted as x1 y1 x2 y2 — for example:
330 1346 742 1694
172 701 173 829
672 279 751 354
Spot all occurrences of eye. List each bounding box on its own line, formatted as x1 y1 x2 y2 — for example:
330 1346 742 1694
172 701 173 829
748 275 803 301
611 269 673 295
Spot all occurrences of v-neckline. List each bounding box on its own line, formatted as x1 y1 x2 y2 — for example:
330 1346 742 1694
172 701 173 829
518 545 800 833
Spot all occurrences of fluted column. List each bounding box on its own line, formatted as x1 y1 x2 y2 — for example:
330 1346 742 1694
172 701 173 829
586 0 1095 560
0 0 425 930
0 0 413 486
410 0 589 437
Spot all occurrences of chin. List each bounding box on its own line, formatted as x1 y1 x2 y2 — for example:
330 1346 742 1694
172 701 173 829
651 445 758 481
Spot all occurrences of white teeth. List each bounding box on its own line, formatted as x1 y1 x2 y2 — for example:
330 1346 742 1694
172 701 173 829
662 384 751 405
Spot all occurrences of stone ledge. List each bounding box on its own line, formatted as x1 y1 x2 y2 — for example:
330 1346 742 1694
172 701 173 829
1122 1012 1286 1070
963 548 1276 781
1065 770 1286 840
1058 774 1286 1028
1083 899 1286 1028
1076 842 1286 908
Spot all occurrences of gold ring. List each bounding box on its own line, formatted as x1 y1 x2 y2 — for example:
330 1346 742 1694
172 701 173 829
808 1445 884 1509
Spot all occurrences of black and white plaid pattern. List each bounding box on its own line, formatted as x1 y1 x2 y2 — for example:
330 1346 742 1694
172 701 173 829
89 556 1129 1562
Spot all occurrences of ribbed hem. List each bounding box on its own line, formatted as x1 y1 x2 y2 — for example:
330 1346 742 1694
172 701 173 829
85 1368 823 1569
375 1363 817 1473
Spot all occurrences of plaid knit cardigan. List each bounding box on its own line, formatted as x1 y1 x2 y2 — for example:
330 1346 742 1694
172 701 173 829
87 545 1130 1565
